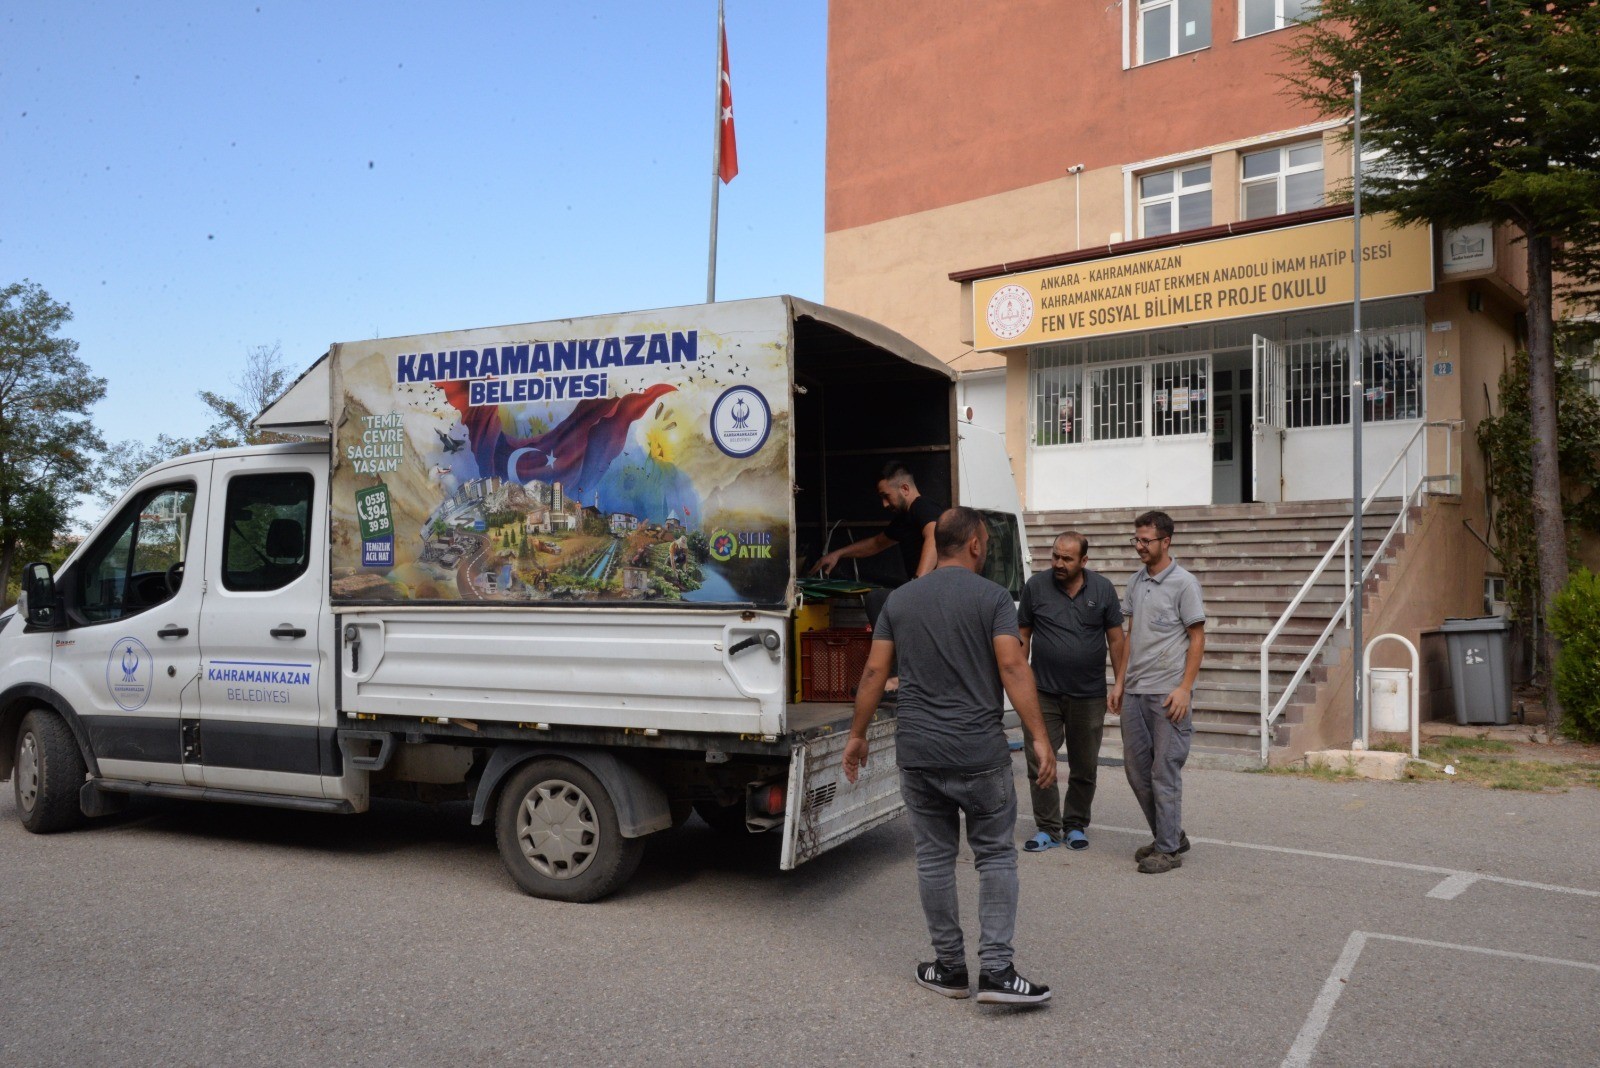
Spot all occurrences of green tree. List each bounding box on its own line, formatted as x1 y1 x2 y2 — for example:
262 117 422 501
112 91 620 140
193 341 294 450
1283 0 1600 726
0 281 107 603
1476 334 1600 628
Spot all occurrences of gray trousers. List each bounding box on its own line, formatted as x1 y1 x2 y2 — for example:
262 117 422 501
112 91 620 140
1119 692 1192 854
1021 693 1106 836
898 765 1019 975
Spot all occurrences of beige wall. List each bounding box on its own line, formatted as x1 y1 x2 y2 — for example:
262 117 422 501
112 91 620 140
824 166 1128 368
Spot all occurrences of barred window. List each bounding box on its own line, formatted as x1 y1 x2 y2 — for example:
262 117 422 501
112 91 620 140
1151 357 1210 436
1091 363 1145 441
1032 348 1085 446
1572 335 1600 399
1282 323 1424 428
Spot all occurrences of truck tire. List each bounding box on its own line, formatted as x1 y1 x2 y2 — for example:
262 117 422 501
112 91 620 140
494 758 643 902
14 709 87 834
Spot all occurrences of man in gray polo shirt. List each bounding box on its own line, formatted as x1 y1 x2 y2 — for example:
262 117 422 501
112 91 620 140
1118 509 1206 875
1017 531 1127 852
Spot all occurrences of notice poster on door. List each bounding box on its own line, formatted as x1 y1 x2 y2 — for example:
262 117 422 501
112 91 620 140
328 301 793 607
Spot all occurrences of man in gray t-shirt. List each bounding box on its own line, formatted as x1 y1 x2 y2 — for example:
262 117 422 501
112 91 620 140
843 507 1056 1005
1118 509 1206 875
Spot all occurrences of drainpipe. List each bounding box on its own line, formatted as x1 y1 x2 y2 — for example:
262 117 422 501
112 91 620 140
1068 164 1085 250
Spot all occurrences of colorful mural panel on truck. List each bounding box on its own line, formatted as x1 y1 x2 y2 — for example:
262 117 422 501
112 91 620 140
328 301 792 607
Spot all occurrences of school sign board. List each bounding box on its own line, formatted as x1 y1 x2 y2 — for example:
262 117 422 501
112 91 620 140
973 214 1434 350
328 300 792 607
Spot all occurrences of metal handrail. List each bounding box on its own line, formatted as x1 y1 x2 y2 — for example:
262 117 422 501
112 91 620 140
1257 419 1462 762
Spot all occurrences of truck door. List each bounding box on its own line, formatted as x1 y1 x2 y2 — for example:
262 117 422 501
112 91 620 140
196 455 332 797
50 468 209 786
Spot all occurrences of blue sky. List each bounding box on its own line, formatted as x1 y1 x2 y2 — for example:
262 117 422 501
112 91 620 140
2 2 826 454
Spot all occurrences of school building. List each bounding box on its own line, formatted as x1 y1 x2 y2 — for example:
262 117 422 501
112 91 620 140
822 0 1591 764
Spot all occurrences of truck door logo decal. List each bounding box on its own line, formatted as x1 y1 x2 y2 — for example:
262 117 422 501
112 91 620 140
107 637 154 711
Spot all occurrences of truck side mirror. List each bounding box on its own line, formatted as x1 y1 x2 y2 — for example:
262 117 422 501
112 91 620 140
23 562 59 628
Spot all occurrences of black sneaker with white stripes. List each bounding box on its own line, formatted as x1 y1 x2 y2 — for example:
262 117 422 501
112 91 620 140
976 965 1051 1005
914 959 970 999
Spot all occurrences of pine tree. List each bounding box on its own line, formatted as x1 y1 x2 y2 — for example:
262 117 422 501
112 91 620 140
1283 0 1600 726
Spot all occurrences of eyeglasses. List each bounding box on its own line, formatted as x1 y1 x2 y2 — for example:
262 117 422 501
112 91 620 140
1130 536 1169 547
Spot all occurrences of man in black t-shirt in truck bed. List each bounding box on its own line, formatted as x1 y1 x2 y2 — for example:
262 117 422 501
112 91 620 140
809 460 944 625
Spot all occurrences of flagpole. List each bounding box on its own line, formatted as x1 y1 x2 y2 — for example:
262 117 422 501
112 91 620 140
707 0 724 304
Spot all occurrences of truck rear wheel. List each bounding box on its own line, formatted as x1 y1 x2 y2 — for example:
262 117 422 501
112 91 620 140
494 758 643 902
14 710 87 834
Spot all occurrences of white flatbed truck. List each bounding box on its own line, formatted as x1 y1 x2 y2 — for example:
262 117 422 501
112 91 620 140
1 297 1028 900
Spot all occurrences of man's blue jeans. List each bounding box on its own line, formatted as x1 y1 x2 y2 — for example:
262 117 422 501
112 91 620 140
898 764 1019 975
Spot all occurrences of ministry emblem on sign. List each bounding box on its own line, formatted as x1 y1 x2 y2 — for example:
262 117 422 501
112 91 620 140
986 284 1034 340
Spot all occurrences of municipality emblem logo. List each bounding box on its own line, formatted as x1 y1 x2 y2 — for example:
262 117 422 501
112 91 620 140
107 637 154 711
710 386 771 459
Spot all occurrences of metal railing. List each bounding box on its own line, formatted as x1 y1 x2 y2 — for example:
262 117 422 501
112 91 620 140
1257 419 1462 762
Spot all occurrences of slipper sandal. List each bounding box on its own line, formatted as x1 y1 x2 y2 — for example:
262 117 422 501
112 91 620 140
1023 832 1060 852
1064 829 1089 850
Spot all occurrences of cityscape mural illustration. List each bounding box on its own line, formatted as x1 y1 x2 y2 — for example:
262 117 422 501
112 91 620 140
327 304 793 606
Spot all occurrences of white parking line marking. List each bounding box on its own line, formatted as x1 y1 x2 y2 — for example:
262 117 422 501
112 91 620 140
1425 872 1479 900
1282 930 1600 1067
1281 930 1367 1068
1093 825 1600 899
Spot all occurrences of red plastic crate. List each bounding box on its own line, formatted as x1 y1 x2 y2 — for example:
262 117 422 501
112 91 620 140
799 628 874 702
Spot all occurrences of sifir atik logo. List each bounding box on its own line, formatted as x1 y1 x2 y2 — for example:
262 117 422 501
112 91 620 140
710 529 773 562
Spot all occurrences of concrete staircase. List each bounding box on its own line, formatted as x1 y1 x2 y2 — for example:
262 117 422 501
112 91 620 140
1023 499 1408 769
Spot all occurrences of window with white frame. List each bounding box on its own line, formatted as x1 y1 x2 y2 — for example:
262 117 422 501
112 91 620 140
1240 140 1324 220
1139 0 1210 63
1140 163 1212 237
1240 0 1314 38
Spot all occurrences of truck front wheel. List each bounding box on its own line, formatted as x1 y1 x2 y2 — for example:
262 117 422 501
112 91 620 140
494 758 643 902
14 709 87 834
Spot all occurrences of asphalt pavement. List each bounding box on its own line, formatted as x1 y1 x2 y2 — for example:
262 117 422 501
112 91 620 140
1 755 1596 1067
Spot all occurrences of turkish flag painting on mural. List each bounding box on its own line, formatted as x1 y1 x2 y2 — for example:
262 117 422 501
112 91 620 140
718 22 738 183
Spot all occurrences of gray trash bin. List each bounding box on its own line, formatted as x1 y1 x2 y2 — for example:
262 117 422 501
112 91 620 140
1438 616 1512 725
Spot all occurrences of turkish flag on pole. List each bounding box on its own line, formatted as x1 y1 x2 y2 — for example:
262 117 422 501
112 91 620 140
718 22 738 183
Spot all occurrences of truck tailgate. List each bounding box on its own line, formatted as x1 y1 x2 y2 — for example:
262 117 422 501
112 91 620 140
780 716 902 870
